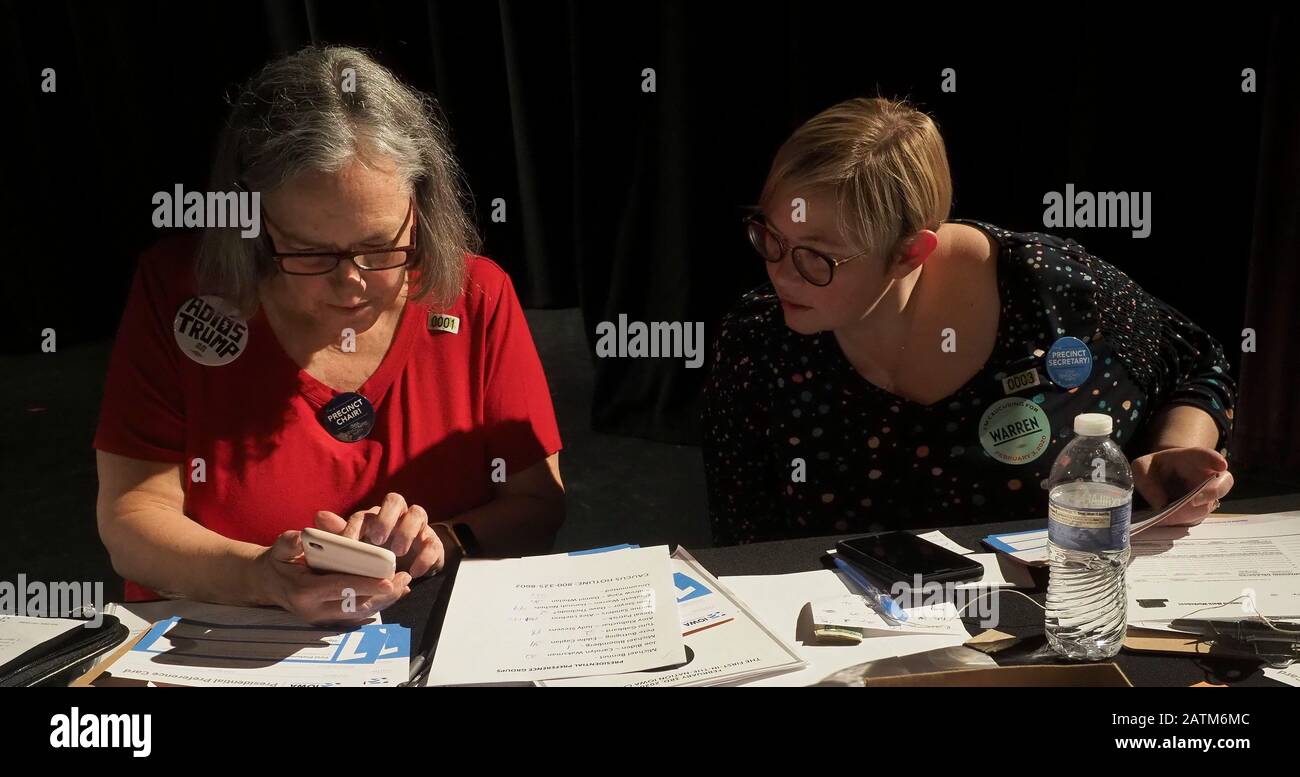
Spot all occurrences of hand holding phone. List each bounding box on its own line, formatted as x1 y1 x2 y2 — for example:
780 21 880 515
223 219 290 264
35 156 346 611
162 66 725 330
258 530 410 626
301 527 397 578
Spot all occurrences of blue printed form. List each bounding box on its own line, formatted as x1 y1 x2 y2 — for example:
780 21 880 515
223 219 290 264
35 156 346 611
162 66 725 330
983 528 1050 565
133 618 409 664
108 618 411 686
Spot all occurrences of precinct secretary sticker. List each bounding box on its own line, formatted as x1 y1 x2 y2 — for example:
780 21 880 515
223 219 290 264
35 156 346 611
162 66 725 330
174 295 248 366
1045 336 1093 389
978 397 1051 465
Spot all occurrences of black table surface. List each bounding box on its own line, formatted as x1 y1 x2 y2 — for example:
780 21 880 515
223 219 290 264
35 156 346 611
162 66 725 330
389 493 1300 687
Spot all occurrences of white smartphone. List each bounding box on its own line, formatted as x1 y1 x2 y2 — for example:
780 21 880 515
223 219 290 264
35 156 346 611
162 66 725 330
301 527 397 579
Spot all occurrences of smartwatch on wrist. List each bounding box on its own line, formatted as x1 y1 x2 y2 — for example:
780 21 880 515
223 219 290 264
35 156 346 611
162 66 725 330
435 522 481 560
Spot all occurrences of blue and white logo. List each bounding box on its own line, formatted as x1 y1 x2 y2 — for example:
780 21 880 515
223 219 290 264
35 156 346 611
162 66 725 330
1045 336 1093 389
674 572 711 603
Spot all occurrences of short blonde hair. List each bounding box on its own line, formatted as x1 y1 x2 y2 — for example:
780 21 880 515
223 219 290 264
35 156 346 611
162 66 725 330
762 97 952 264
197 45 478 316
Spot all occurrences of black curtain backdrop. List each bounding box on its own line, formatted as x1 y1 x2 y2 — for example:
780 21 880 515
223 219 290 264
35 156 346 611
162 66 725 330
1234 14 1300 476
3 3 1294 468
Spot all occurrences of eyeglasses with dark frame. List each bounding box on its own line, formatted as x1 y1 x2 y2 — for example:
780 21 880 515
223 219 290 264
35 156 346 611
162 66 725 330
263 199 418 276
743 210 871 287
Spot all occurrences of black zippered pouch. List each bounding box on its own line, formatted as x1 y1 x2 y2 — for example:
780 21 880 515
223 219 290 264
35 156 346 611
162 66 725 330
0 615 129 687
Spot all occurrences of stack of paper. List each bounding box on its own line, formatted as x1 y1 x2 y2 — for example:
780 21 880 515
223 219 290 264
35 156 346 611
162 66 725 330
1126 511 1300 627
427 545 688 685
103 617 409 687
91 600 402 687
540 549 805 687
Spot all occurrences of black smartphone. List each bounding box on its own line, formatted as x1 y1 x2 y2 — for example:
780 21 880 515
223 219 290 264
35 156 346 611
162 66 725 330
836 531 984 586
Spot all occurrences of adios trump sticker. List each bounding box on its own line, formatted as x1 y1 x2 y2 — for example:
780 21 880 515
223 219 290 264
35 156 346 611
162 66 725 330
174 295 248 366
978 397 1051 465
1045 336 1092 389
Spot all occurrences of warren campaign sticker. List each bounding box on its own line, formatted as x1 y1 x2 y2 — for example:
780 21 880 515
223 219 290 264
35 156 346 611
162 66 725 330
319 392 376 443
1045 336 1092 389
174 295 248 366
428 312 461 334
978 397 1051 465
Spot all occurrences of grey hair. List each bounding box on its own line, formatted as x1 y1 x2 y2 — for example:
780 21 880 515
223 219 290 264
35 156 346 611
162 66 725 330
196 45 478 314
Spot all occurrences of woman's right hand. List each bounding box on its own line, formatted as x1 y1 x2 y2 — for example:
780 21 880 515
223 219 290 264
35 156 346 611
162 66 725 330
255 530 412 626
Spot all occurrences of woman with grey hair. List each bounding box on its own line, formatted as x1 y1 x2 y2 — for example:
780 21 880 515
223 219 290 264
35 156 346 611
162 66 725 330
94 46 564 625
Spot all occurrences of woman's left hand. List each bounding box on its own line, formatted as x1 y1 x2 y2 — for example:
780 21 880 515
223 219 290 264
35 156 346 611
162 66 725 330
316 492 446 577
1130 447 1234 527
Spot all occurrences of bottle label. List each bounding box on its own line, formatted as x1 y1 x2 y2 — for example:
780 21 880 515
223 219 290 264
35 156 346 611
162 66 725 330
1049 500 1131 552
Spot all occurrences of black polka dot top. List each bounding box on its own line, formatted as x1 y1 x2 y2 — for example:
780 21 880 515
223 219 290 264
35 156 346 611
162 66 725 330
702 220 1236 546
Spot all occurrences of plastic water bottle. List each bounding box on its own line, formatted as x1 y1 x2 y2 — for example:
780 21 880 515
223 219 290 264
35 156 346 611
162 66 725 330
1045 413 1133 660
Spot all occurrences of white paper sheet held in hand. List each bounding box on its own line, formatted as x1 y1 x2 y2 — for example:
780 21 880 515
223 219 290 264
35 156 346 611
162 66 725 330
427 545 685 685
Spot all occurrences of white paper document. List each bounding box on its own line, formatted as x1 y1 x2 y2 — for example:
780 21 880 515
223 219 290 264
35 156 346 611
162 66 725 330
955 553 1035 590
0 615 86 668
1263 665 1300 687
720 570 971 687
809 596 968 638
917 530 976 556
1126 512 1300 625
428 545 686 685
541 549 805 687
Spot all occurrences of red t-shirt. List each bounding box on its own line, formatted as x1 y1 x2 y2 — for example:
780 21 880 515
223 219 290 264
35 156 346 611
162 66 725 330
94 236 562 600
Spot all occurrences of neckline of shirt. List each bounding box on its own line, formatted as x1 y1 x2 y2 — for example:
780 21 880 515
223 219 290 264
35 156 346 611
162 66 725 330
252 300 421 410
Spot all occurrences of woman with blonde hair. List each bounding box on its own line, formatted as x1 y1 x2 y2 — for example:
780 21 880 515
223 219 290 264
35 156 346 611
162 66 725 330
704 97 1234 545
95 46 564 623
